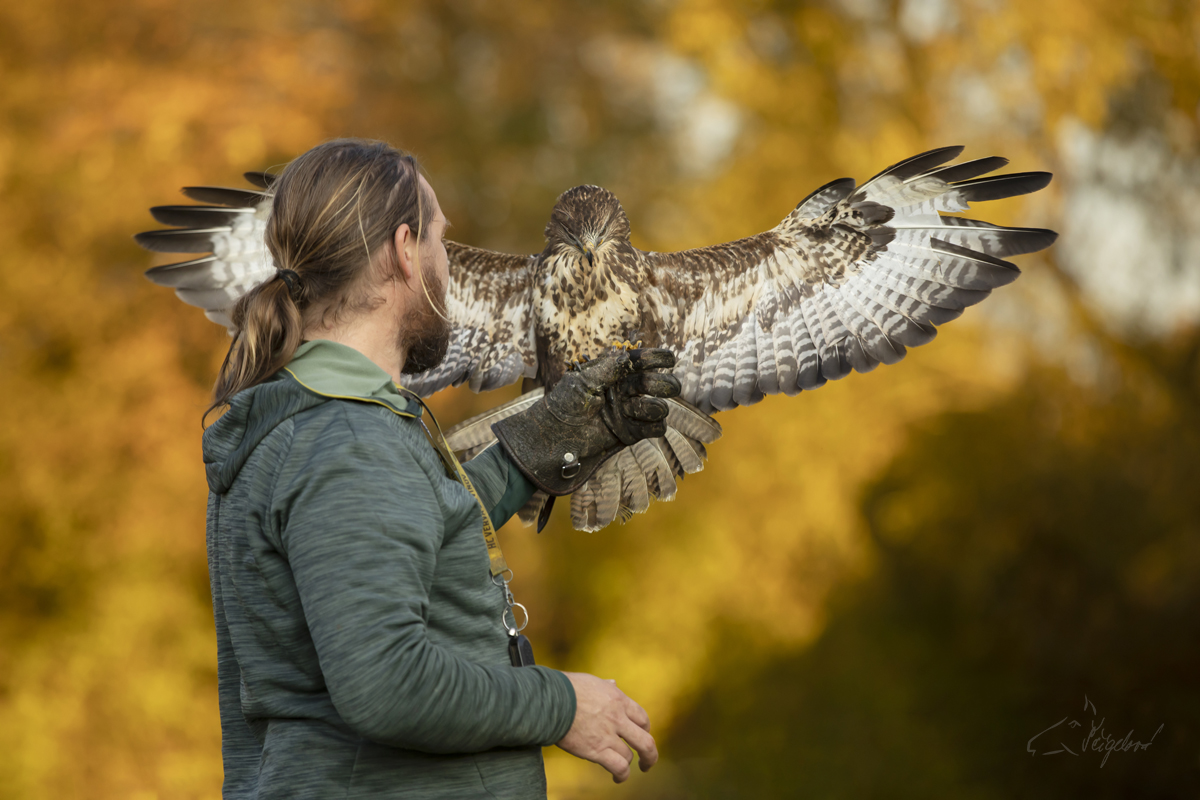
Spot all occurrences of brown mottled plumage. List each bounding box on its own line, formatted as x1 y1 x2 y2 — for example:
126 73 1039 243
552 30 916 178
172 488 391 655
136 146 1056 530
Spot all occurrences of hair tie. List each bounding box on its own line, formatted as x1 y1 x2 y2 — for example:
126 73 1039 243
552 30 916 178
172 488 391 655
276 268 302 299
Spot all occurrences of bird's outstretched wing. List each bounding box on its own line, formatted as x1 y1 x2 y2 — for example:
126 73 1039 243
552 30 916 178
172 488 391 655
402 241 537 397
136 174 277 331
136 173 538 397
643 147 1057 415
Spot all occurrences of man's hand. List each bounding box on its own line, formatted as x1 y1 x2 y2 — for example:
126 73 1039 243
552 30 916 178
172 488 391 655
556 672 658 783
491 348 680 496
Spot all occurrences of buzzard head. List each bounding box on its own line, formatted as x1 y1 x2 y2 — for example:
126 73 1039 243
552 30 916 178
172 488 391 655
544 185 631 269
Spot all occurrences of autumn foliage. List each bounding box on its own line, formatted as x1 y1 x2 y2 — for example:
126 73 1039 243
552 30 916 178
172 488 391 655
1 0 1197 797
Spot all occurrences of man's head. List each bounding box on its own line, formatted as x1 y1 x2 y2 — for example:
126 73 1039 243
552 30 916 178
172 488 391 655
211 138 452 410
395 174 452 375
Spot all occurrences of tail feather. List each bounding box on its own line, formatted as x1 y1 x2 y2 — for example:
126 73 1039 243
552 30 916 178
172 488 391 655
450 391 720 531
631 438 676 501
518 490 550 527
595 463 620 528
617 449 650 517
444 389 544 457
665 427 704 474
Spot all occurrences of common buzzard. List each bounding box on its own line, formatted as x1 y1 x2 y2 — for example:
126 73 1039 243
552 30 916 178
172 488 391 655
137 146 1055 530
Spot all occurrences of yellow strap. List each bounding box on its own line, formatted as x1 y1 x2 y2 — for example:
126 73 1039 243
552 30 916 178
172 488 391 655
407 393 510 578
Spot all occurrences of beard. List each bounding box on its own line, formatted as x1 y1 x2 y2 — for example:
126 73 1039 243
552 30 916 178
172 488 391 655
399 264 452 375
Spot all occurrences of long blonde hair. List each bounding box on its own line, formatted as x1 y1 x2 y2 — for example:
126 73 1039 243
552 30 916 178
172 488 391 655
208 138 433 417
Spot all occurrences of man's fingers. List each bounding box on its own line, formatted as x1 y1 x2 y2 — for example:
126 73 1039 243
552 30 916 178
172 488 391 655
625 698 651 731
619 718 659 771
627 348 676 372
597 746 633 783
556 673 656 784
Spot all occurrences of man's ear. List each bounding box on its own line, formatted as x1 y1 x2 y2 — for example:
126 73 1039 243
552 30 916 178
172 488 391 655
394 223 416 283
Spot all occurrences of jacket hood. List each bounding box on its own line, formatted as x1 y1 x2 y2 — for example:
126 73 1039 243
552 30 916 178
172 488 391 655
202 374 327 494
202 340 420 494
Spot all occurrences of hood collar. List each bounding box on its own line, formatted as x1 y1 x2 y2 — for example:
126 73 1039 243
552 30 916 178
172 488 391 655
203 340 421 495
283 339 421 418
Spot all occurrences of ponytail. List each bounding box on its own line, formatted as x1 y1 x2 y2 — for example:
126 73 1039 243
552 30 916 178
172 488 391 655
204 138 432 421
207 274 304 420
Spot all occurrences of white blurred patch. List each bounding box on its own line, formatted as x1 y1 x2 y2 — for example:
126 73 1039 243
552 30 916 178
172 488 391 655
898 0 959 44
944 46 1043 137
1057 118 1200 336
582 36 742 177
838 0 890 23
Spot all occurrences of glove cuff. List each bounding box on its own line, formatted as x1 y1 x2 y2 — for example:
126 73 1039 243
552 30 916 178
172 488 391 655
492 402 619 496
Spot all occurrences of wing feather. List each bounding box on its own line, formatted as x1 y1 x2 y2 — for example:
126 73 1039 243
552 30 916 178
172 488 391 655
791 303 826 391
399 241 537 397
135 186 274 334
644 148 1056 412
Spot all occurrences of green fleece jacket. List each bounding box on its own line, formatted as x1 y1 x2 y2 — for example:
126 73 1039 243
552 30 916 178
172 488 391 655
203 340 576 799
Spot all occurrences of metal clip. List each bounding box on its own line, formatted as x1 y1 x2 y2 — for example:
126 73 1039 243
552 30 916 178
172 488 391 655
502 602 529 635
561 451 580 479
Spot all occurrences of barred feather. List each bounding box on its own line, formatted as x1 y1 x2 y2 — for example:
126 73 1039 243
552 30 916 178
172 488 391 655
648 146 1054 413
444 389 544 461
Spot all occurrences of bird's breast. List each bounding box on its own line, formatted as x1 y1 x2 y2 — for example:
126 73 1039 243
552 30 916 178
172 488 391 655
536 254 643 362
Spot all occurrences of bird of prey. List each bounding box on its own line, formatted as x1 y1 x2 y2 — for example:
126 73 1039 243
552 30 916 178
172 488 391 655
136 146 1056 531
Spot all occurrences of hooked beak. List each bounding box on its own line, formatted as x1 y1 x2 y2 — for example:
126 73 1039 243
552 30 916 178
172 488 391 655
584 246 595 267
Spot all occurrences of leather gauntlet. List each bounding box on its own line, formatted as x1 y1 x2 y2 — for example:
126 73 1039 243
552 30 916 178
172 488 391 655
492 348 680 495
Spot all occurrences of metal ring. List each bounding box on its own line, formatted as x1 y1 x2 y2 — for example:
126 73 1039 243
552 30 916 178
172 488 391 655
490 569 514 587
502 602 529 634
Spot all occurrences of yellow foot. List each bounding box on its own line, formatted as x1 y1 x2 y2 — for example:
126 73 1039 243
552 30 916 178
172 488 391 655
609 339 643 351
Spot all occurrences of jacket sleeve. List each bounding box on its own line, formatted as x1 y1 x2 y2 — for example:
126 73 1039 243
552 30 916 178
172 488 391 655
272 405 574 753
461 444 536 529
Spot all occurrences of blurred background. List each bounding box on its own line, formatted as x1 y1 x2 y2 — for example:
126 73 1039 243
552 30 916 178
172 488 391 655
1 0 1197 796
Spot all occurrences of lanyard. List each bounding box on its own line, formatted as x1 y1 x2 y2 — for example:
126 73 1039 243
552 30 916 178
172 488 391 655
402 391 529 639
408 394 510 577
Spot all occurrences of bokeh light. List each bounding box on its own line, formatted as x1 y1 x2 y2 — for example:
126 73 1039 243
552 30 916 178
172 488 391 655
1 0 1197 796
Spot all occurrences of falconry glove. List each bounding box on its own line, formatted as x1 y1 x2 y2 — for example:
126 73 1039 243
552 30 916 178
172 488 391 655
492 348 680 496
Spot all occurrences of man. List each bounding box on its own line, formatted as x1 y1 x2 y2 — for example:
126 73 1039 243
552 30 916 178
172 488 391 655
202 139 672 798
